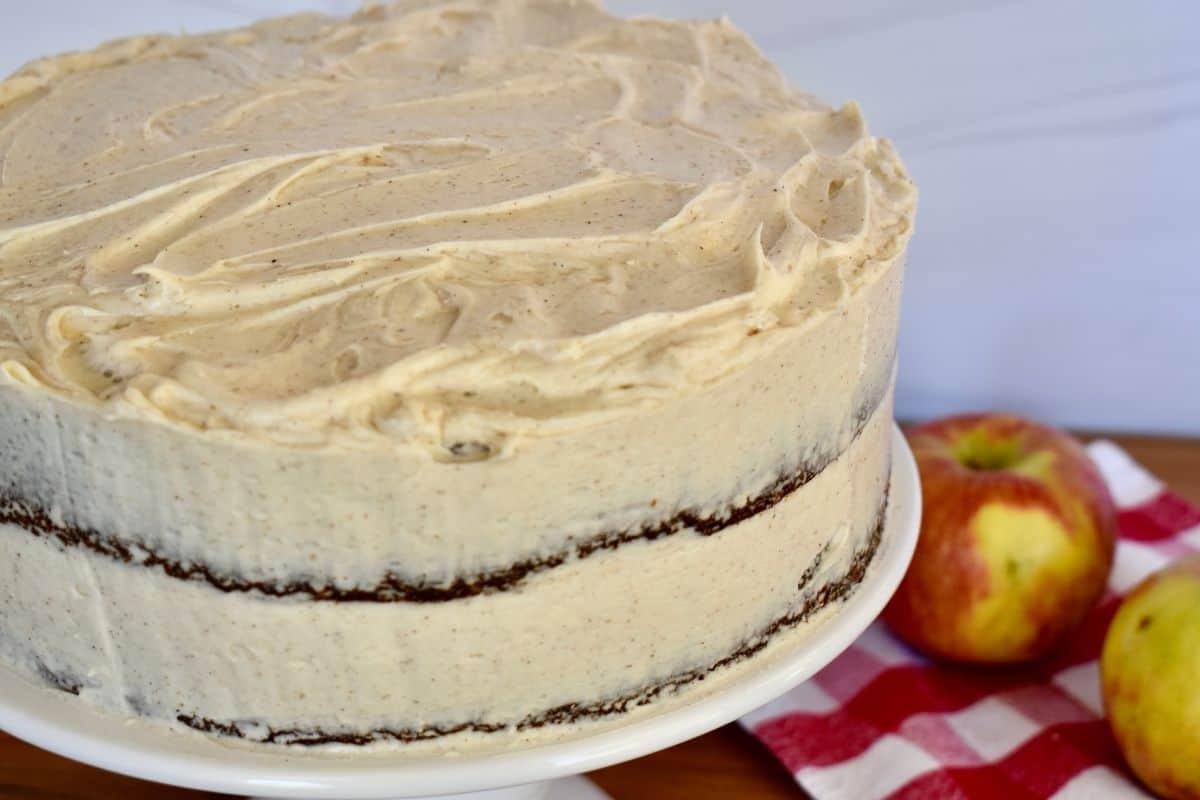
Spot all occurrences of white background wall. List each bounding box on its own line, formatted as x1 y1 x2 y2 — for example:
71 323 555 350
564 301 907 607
2 0 1197 434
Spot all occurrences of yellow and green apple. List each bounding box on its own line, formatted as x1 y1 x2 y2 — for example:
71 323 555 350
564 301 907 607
1102 554 1200 800
884 413 1117 663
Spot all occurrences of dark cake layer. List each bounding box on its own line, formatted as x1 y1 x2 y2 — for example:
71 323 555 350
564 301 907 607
167 487 888 746
0 392 885 604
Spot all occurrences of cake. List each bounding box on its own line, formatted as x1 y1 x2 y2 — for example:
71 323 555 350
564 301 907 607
0 0 915 751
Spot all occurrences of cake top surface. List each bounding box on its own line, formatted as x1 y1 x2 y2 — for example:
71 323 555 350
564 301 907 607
0 0 914 454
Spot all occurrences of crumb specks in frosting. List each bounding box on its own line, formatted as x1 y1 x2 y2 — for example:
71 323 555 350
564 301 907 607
444 440 493 462
0 0 914 453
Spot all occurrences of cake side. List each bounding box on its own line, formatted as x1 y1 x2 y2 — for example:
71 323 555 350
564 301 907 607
0 386 893 751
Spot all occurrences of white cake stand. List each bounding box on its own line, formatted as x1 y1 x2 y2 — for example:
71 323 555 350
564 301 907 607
0 425 919 800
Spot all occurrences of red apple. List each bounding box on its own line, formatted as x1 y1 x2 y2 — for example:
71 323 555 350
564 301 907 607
1102 555 1200 800
884 413 1117 663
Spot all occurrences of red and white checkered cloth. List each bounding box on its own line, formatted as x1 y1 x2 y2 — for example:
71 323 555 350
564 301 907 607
740 440 1200 800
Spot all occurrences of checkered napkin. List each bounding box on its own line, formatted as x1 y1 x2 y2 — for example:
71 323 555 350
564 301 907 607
740 440 1200 800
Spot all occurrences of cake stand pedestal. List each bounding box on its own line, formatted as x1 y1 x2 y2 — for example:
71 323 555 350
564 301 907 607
0 425 919 800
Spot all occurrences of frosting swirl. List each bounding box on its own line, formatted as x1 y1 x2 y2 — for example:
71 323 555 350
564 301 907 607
0 0 914 453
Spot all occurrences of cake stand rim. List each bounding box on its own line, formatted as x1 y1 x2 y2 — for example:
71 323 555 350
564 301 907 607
0 422 921 799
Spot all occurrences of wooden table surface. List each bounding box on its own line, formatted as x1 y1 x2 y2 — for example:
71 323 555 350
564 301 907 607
2 432 1196 800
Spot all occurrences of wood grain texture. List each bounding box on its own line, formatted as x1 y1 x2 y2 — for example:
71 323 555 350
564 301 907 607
0 431 1195 799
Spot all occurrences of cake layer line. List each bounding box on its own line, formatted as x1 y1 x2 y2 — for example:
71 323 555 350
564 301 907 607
0 397 882 604
166 488 887 746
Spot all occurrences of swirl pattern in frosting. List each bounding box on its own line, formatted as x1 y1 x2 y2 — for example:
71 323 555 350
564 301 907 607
0 0 914 453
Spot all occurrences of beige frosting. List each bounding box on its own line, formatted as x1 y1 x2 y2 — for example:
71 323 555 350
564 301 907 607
0 0 915 751
0 0 914 455
0 390 894 752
